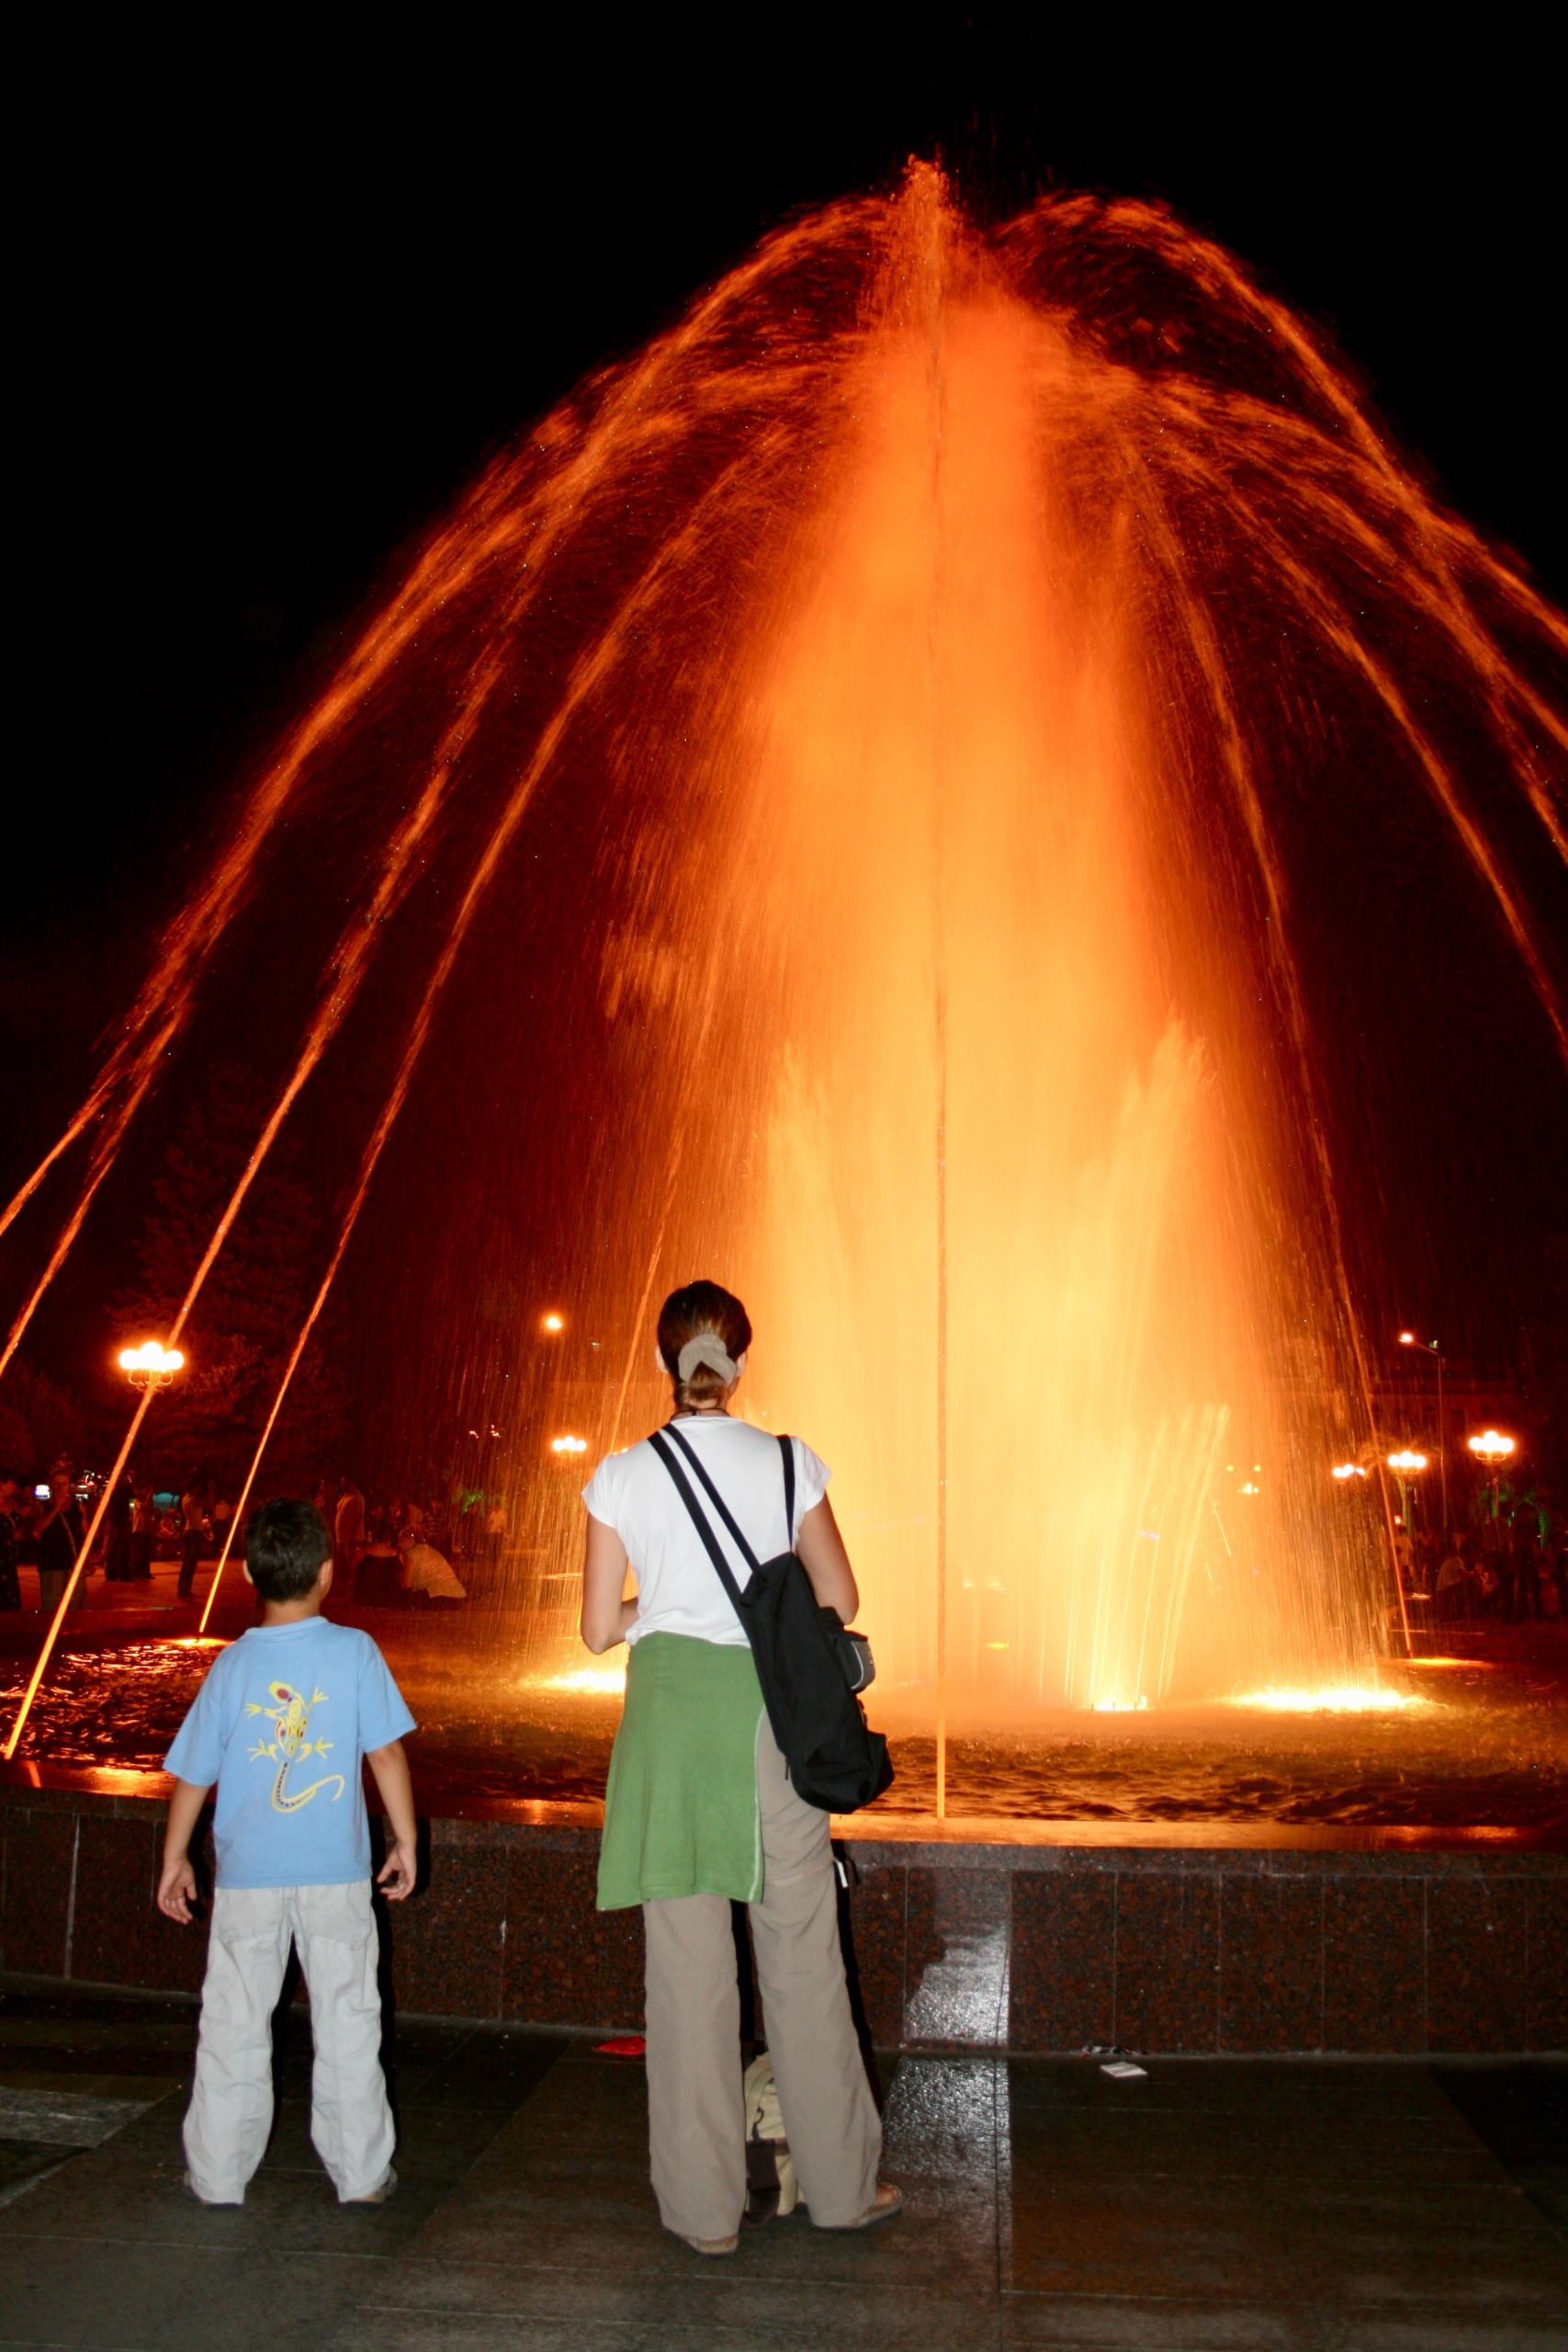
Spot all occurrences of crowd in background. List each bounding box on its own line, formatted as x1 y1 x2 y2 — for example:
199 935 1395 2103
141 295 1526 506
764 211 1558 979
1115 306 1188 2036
1397 1521 1567 1623
4 1457 1566 1632
0 1464 479 1612
311 1478 472 1608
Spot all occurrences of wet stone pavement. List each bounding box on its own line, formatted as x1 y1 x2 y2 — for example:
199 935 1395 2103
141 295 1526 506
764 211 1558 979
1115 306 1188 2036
0 1981 1562 2350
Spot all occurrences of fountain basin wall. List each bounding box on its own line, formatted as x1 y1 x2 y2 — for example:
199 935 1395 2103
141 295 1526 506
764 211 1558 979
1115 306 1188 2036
2 1779 1562 2055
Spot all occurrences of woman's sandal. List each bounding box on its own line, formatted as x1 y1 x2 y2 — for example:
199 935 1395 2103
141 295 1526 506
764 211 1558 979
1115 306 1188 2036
819 2180 904 2231
682 2232 740 2256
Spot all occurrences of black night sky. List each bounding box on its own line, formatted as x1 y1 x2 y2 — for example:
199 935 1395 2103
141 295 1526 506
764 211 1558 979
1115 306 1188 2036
6 25 1566 1455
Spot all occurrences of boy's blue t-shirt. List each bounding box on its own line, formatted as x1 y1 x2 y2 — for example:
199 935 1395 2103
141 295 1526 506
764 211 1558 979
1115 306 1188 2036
164 1618 415 1889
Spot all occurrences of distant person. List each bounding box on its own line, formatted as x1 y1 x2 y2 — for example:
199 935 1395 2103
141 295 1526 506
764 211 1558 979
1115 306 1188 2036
0 1470 22 1610
354 1521 403 1608
1551 1536 1568 1622
1510 1532 1535 1622
399 1528 467 1605
105 1476 134 1581
36 1469 86 1616
1435 1542 1467 1624
334 1480 365 1595
37 1467 87 1618
1476 1523 1504 1618
211 1492 233 1554
130 1479 156 1578
581 1277 897 2253
484 1498 507 1578
177 1485 207 1599
156 1497 417 2207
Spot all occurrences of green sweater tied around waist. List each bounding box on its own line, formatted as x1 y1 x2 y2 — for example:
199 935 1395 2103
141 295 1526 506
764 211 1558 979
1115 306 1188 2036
596 1631 766 1911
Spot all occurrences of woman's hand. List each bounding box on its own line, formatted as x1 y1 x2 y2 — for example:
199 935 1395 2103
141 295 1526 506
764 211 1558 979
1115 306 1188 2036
581 1516 636 1652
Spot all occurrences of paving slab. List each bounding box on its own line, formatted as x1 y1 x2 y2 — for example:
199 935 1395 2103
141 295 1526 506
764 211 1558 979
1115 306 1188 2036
0 1981 1562 2351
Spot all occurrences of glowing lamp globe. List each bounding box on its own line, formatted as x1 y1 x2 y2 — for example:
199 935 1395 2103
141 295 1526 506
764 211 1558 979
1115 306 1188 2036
118 1340 186 1390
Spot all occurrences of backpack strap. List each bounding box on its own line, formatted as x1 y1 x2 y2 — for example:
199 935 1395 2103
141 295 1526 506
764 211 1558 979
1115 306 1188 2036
664 1422 798 1553
648 1431 751 1612
779 1433 795 1547
662 1423 765 1570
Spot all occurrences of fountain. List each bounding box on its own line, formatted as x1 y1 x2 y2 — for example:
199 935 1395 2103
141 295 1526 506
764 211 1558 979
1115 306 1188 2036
1 167 1563 2050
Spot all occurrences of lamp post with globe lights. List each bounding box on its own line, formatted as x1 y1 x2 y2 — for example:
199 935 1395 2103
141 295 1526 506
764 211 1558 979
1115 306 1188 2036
1386 1449 1428 1577
118 1340 186 1393
3 1339 190 1761
1397 1332 1448 1532
1467 1428 1517 1524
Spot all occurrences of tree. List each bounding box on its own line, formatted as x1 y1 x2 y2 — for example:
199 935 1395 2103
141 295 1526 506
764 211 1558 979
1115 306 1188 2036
110 1067 345 1487
0 1355 89 1476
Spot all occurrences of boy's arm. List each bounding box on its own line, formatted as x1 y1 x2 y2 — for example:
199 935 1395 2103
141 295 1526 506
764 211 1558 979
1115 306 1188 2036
157 1778 211 1922
366 1739 418 1900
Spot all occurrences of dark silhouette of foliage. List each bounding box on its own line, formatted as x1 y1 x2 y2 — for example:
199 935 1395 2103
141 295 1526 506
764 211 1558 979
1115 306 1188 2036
0 1355 88 1476
111 1066 344 1485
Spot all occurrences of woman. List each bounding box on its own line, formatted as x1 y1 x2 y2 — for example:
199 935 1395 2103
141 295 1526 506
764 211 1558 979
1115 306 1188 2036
130 1480 156 1579
36 1467 86 1617
399 1521 468 1606
581 1278 898 2254
104 1476 134 1581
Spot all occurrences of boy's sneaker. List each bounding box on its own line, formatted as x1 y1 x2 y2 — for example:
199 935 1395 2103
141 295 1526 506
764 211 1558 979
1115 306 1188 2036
347 2166 398 2204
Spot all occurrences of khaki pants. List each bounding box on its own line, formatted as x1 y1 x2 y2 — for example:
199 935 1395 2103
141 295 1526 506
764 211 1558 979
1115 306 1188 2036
184 1882 393 2204
643 1715 881 2239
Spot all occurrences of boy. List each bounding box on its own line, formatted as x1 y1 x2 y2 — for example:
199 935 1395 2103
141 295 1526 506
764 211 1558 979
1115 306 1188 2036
157 1496 417 2206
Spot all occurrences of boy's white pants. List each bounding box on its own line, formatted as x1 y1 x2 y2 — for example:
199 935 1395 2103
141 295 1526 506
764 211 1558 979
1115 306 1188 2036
184 1881 393 2204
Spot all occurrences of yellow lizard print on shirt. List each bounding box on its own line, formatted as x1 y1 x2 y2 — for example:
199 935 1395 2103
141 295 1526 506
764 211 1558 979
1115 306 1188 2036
245 1680 346 1812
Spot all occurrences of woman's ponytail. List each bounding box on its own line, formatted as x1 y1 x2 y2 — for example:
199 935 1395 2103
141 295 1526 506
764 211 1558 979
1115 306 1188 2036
657 1279 752 1413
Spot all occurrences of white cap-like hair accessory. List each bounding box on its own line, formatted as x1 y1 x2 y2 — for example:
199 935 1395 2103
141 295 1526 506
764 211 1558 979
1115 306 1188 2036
676 1331 738 1385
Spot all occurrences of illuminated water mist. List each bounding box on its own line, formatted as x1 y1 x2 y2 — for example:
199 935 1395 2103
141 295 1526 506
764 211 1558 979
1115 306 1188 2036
6 165 1566 1753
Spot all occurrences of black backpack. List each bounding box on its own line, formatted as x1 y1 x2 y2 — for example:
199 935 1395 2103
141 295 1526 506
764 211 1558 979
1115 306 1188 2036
649 1425 895 1814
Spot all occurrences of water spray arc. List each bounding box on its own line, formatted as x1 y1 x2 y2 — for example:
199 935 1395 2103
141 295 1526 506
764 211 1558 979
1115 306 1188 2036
4 164 1565 1765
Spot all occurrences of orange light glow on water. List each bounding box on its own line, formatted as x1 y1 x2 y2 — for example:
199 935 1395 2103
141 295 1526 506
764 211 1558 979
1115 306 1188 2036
1230 1686 1421 1714
536 1663 626 1697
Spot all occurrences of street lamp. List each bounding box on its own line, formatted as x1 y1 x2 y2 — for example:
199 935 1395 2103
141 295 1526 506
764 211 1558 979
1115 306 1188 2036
5 1337 189 1764
1330 1463 1367 1481
1467 1428 1516 1521
1386 1448 1427 1544
1398 1331 1447 1531
118 1340 186 1392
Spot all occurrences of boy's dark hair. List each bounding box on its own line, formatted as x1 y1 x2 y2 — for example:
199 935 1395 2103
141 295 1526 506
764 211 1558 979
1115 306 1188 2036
245 1497 333 1601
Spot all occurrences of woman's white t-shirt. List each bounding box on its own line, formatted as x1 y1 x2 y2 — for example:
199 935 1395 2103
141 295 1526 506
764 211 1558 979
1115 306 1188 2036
583 1414 829 1648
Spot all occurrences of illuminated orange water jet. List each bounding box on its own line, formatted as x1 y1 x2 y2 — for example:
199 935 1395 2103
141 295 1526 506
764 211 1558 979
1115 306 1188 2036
5 164 1565 1761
